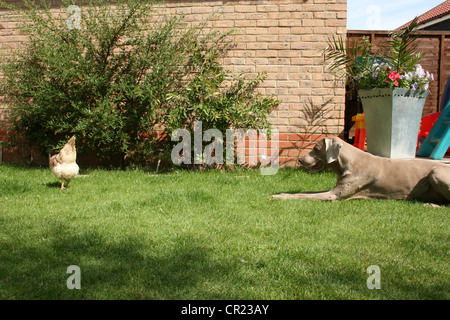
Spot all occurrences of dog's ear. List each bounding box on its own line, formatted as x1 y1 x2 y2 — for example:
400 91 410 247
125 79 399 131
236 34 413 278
324 138 342 163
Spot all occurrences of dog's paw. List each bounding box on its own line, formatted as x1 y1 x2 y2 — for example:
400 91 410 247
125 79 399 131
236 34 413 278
424 203 441 208
268 194 287 199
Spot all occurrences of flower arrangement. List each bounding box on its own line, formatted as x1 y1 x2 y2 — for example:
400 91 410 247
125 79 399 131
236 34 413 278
322 17 433 92
356 62 434 91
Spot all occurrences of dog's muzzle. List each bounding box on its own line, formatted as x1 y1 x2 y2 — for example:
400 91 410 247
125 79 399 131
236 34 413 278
298 156 324 173
306 160 324 172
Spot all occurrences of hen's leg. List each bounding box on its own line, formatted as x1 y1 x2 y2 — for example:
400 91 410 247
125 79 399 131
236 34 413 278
60 178 66 190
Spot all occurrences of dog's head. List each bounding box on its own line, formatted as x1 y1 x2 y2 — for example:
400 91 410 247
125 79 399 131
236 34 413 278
299 137 343 172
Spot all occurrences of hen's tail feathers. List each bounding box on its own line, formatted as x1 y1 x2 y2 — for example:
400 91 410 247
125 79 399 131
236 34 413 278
59 135 77 163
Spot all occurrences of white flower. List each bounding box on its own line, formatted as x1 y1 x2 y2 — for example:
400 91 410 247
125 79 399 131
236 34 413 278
415 64 425 78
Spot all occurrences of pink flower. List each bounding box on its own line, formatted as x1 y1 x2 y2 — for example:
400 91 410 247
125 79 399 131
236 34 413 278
394 80 399 86
388 71 401 81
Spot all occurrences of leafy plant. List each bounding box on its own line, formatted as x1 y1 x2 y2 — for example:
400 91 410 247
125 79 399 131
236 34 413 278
383 18 424 72
0 0 278 167
322 17 432 91
322 34 378 85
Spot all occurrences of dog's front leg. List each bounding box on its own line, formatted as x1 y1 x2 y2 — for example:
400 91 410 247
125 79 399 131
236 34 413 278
268 191 339 201
268 177 363 201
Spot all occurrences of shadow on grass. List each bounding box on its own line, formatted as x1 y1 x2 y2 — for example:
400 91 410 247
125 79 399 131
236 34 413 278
0 230 239 300
45 182 61 189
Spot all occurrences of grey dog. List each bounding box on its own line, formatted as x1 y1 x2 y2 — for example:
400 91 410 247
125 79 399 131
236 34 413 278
269 137 450 204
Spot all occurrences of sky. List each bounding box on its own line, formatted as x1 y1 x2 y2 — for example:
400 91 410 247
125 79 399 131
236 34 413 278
347 0 445 30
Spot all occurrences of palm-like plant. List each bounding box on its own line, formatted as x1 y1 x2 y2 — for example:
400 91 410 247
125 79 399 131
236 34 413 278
384 18 424 73
322 34 379 85
322 17 426 90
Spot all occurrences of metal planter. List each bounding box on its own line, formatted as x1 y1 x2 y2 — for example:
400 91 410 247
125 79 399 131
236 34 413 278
358 88 429 159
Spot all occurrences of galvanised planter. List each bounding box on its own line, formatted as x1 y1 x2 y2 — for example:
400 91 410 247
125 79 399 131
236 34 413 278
358 88 429 159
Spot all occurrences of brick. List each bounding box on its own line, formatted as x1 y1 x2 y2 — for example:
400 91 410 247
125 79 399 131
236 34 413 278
233 50 256 58
256 20 279 27
265 88 289 96
278 34 301 42
268 43 289 50
278 81 299 88
289 117 308 126
254 50 277 58
191 7 213 14
291 42 315 50
247 42 268 50
245 28 269 35
291 12 313 19
232 65 256 74
234 35 257 42
273 73 289 81
278 51 298 58
288 87 313 96
278 111 300 118
256 5 279 12
303 4 327 12
326 4 347 12
245 13 267 20
279 20 301 27
267 12 291 20
279 141 303 149
270 118 289 125
279 5 303 12
269 58 292 66
302 19 325 27
235 20 257 27
325 19 347 27
224 13 245 20
224 57 246 65
288 149 303 157
290 27 310 35
235 5 257 13
313 27 337 35
256 35 279 42
288 134 305 141
213 20 234 28
247 58 269 65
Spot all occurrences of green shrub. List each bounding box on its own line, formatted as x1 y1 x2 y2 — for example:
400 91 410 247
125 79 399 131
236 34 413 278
0 0 278 167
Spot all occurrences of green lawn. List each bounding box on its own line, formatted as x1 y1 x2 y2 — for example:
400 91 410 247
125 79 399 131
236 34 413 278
0 164 448 300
